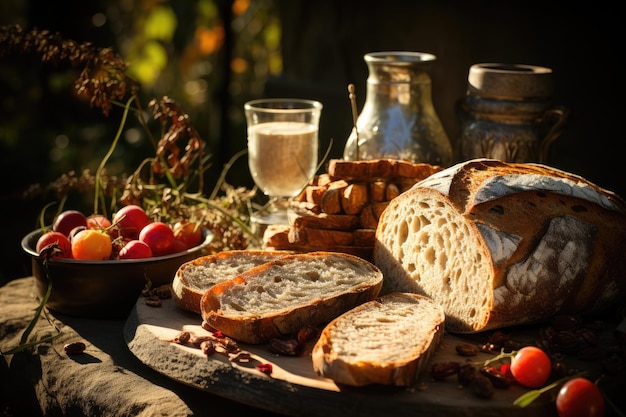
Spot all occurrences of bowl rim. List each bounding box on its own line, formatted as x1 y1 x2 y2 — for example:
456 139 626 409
22 227 214 265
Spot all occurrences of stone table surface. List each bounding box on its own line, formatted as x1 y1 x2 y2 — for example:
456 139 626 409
0 277 283 417
3 276 626 417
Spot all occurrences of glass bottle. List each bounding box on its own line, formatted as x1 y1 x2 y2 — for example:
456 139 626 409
343 51 453 166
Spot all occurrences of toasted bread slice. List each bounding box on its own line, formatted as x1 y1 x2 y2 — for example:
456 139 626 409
200 251 383 344
312 292 445 387
172 250 289 314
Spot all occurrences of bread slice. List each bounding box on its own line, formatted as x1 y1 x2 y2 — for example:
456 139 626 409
311 292 445 387
327 158 441 181
263 224 375 260
200 251 384 344
172 250 289 314
374 158 626 333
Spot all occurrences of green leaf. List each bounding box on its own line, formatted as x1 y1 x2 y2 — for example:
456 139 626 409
512 373 587 409
513 389 543 408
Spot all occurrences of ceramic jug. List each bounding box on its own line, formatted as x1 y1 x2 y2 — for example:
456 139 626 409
343 51 453 166
458 63 568 163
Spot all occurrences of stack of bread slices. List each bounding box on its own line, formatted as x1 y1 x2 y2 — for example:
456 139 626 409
262 159 442 260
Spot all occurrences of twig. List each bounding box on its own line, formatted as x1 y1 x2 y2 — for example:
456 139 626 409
210 148 248 201
1 244 62 356
348 84 360 160
94 96 136 216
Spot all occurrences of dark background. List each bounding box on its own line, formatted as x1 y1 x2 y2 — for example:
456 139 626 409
267 0 623 197
1 0 623 283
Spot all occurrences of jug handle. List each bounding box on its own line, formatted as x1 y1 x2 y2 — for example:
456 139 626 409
539 106 569 163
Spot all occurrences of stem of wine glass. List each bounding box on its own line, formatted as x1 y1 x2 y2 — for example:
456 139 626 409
271 196 291 214
264 195 290 225
250 195 291 236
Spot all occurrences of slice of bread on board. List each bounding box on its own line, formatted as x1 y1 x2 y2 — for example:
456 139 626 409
172 250 289 314
200 251 383 344
312 292 445 387
374 158 626 333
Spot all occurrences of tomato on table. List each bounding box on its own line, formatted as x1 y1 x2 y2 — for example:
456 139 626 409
556 377 605 417
509 346 552 388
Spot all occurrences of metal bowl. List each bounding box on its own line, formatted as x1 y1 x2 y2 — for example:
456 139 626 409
21 228 213 319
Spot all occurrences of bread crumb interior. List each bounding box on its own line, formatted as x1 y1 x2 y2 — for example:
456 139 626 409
375 194 492 332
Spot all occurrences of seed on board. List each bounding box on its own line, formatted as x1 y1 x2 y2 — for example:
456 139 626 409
455 342 479 356
64 341 86 355
145 296 162 307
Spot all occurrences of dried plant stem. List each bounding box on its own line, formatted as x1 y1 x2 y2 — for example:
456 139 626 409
348 84 360 160
94 96 135 216
210 148 248 201
185 192 261 247
1 247 62 356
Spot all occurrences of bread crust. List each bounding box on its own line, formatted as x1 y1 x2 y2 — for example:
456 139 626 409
311 293 445 387
374 158 626 333
200 251 384 344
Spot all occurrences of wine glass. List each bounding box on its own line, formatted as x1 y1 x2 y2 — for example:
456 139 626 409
245 98 323 227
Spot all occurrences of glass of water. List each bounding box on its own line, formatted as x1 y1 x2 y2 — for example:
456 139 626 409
245 98 323 226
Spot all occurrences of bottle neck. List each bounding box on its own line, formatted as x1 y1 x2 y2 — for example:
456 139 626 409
365 64 434 108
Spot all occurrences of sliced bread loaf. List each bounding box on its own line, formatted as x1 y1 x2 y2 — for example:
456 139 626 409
200 251 384 344
374 158 626 333
311 292 445 387
172 250 289 314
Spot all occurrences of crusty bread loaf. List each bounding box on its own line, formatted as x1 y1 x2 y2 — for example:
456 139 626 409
374 158 626 334
200 251 384 344
172 250 289 314
311 292 445 387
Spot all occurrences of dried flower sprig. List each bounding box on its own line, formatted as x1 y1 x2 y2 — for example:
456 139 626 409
3 23 259 250
148 96 206 192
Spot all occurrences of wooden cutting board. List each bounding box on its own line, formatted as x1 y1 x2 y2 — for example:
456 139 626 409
123 295 608 417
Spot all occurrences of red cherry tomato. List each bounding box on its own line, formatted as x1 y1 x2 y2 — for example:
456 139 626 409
118 240 153 260
139 221 175 256
172 221 203 249
53 210 88 237
86 214 112 230
113 205 151 240
36 231 72 259
68 225 87 242
509 346 552 388
556 377 605 417
172 238 190 254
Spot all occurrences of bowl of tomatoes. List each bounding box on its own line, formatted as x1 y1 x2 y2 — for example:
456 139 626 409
21 205 214 319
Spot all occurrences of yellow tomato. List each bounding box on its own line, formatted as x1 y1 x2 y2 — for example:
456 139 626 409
71 229 113 260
